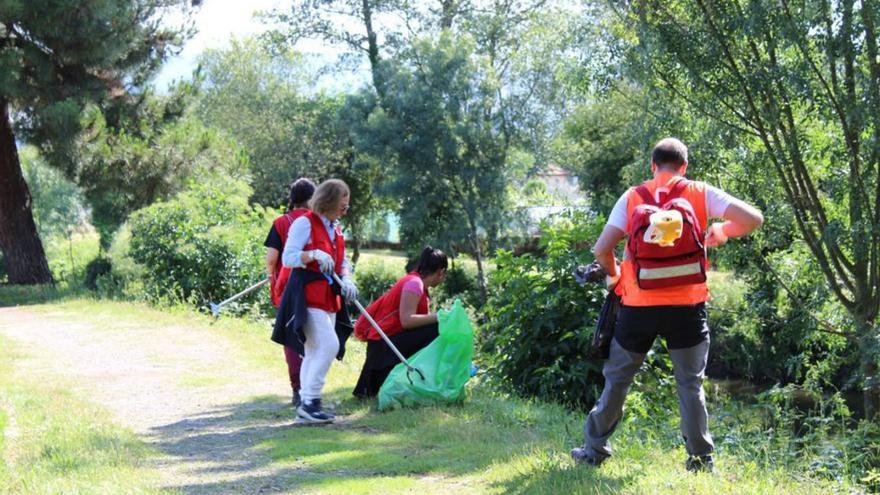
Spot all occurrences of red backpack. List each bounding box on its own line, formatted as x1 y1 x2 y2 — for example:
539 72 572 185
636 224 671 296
626 179 707 290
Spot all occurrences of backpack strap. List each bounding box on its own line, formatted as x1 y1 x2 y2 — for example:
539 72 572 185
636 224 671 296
634 185 656 206
665 178 690 201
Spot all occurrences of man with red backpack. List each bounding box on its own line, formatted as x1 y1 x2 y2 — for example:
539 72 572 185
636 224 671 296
571 138 763 472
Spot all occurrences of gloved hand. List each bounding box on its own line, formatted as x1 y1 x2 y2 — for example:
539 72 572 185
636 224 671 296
705 222 729 248
341 275 359 301
605 264 621 290
310 249 335 273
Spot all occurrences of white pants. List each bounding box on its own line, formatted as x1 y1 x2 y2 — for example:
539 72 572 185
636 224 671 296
299 308 339 402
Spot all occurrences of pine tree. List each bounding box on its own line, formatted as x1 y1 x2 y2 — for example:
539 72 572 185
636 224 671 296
0 0 193 283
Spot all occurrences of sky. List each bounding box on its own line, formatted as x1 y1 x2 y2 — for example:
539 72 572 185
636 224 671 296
154 0 364 92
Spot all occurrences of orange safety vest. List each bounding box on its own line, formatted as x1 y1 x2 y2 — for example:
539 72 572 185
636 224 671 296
616 174 710 307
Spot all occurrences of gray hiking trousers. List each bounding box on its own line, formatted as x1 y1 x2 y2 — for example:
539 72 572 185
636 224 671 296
582 303 714 458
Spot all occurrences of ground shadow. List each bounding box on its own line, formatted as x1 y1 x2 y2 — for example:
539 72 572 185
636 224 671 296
145 387 629 494
146 395 311 494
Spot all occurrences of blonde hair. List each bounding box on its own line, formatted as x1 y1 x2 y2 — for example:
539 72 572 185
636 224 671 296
309 179 350 214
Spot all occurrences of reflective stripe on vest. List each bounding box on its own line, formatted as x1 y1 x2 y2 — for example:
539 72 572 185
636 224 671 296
638 261 703 280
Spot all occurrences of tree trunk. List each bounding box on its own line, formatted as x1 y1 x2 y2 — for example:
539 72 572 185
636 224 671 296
465 213 488 304
0 100 54 285
361 0 385 100
857 318 880 419
350 223 361 266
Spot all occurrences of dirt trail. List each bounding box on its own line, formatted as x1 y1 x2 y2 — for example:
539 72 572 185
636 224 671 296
0 306 309 494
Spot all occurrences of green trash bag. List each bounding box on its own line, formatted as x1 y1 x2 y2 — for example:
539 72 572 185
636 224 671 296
378 299 474 411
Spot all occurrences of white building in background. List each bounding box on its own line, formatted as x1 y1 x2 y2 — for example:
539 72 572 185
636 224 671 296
535 164 584 204
519 165 590 236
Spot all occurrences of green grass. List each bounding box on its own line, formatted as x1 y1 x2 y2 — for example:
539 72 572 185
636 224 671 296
254 382 850 494
0 335 174 495
1 287 861 494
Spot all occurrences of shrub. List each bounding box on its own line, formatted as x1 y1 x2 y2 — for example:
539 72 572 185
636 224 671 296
354 260 401 305
84 257 112 290
480 211 606 408
125 178 273 312
433 264 481 309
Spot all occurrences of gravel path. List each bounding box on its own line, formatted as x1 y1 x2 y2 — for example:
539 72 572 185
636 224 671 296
0 305 311 494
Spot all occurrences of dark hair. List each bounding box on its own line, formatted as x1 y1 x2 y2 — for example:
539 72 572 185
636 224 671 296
287 178 316 211
652 137 688 170
415 246 448 276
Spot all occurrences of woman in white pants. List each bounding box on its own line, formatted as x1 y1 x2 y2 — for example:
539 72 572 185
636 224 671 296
281 179 358 424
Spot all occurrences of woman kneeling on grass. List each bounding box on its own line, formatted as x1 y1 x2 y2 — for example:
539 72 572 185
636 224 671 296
353 246 448 398
277 179 358 424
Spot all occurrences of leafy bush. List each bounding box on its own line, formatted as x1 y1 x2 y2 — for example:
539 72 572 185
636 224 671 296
354 260 402 305
706 241 853 390
84 257 112 290
124 178 272 311
42 232 100 287
480 211 606 408
433 264 481 309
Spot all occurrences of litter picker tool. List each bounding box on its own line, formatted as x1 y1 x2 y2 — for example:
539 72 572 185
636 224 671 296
330 272 426 383
210 278 269 317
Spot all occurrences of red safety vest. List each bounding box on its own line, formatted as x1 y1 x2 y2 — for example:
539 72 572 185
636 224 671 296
302 211 346 312
270 208 309 307
354 273 430 341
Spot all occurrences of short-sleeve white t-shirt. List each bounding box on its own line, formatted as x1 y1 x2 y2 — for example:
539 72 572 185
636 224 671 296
606 183 735 232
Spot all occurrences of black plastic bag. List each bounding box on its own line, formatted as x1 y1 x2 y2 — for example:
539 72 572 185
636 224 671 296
574 262 620 360
589 291 620 360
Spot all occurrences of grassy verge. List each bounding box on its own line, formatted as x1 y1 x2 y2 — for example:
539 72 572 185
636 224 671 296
0 335 174 495
1 288 861 494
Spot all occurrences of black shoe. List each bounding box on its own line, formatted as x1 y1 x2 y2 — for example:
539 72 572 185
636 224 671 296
686 454 714 473
292 390 301 408
571 447 607 467
296 398 333 424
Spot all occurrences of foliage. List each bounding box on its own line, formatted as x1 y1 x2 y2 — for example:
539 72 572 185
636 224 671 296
124 177 272 310
631 0 880 415
84 257 112 291
42 232 100 288
480 211 606 407
2 0 193 150
19 146 88 239
0 0 193 284
353 259 401 307
196 37 387 262
195 37 312 207
73 89 247 248
432 264 482 310
357 33 509 301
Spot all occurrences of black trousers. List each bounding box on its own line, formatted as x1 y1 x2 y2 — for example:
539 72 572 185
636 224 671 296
353 322 439 398
613 303 709 353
